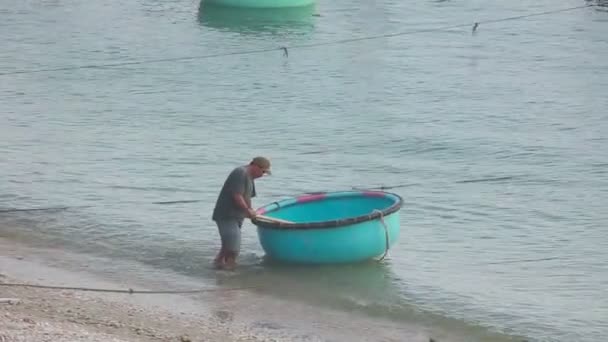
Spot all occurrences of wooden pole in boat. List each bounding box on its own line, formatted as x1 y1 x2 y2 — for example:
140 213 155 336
255 215 294 224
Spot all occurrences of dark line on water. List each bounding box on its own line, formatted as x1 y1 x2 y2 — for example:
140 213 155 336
486 256 561 265
353 183 421 191
0 175 522 212
152 200 203 205
0 206 87 213
0 205 103 213
0 4 594 77
108 185 204 194
354 176 518 191
455 176 517 184
298 150 331 155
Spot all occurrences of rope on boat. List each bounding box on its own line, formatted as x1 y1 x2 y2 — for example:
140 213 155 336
373 209 390 261
0 282 256 294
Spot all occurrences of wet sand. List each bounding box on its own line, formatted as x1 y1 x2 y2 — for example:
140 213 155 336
0 257 274 342
0 238 438 342
0 234 318 342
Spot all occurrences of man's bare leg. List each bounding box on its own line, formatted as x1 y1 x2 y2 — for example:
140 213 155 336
214 247 227 269
223 251 237 270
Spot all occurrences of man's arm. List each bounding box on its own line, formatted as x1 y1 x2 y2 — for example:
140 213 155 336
226 169 256 218
233 193 256 218
233 193 249 211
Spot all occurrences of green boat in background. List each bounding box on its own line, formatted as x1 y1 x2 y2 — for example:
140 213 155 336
203 0 314 8
198 1 315 34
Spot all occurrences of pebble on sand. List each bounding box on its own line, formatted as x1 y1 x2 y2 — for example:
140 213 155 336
0 298 21 304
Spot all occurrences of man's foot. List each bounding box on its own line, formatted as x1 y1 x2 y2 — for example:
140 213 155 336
223 257 237 271
213 262 236 271
213 258 226 270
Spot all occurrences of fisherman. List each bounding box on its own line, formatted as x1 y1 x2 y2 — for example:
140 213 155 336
211 157 271 270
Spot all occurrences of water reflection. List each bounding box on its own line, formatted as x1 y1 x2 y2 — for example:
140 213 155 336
587 0 608 6
214 256 411 320
198 1 316 35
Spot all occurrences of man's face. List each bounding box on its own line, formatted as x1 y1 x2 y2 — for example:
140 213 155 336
252 164 270 179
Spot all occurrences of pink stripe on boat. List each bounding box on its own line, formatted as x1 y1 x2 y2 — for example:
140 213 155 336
297 193 326 203
362 191 385 197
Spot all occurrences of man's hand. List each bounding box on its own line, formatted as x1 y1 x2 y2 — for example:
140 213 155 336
233 193 257 219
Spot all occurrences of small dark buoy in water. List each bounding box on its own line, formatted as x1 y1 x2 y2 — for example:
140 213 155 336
472 22 479 34
429 339 436 342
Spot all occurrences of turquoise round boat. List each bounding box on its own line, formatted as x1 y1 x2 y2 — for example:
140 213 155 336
252 190 403 264
202 0 314 9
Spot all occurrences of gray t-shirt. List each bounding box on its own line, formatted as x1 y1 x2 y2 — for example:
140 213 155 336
212 166 256 221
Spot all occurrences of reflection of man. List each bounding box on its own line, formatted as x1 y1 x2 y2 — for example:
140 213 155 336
211 157 271 270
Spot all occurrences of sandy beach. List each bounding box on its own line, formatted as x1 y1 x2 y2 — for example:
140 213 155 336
0 238 442 342
0 236 533 342
1 277 229 342
0 237 308 342
0 260 273 342
1 276 280 342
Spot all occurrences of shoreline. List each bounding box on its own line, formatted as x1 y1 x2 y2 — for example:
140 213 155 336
0 246 278 342
0 238 436 342
0 276 265 342
0 237 526 342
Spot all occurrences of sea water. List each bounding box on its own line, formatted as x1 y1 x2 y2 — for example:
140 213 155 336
1 0 607 341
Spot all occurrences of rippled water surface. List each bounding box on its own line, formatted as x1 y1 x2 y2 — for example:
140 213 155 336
1 0 607 341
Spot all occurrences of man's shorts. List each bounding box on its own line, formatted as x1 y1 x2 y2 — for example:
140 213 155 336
216 218 243 253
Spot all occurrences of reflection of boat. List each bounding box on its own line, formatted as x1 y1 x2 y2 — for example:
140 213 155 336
213 256 407 322
252 190 403 264
198 3 315 34
202 0 315 8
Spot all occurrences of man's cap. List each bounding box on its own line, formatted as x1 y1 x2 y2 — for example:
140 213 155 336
250 156 271 174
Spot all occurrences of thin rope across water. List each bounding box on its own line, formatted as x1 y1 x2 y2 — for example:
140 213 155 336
0 4 595 77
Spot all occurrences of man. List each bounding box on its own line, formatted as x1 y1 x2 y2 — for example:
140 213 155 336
212 156 271 270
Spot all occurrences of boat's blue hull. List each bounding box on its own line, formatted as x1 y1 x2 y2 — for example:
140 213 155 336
256 212 400 264
252 190 403 264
